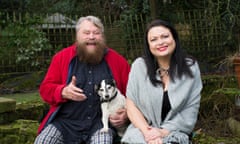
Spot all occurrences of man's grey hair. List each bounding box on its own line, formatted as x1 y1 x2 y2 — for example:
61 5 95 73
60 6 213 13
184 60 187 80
75 16 104 33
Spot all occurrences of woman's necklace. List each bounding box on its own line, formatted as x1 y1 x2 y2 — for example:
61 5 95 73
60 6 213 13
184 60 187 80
157 66 169 78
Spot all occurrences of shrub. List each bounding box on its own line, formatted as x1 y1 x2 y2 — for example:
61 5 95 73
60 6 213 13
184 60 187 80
0 23 52 70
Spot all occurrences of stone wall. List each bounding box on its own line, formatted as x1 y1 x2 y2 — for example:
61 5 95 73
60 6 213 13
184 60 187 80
0 97 46 144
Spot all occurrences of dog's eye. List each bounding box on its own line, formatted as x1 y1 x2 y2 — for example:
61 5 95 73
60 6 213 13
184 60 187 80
99 89 104 92
107 86 111 89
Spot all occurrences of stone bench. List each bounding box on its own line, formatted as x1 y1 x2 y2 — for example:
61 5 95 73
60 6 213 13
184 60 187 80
0 119 38 144
0 97 16 124
0 97 45 144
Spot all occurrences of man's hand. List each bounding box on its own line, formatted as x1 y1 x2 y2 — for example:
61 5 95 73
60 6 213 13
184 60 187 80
109 108 128 128
62 76 87 101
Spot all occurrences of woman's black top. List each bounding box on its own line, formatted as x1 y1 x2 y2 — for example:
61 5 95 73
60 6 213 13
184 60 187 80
161 91 171 121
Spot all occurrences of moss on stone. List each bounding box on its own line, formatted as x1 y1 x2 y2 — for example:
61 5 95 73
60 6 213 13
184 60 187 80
0 100 46 124
16 100 47 121
0 135 19 144
0 111 17 124
0 119 39 144
0 100 42 144
0 97 16 113
0 71 44 93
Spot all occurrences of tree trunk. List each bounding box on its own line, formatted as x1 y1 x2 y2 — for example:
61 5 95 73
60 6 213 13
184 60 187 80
149 0 157 19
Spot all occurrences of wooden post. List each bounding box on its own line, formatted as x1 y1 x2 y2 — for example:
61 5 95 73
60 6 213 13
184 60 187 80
149 0 157 20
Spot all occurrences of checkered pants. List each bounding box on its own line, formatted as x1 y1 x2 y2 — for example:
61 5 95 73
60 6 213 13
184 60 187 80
34 124 64 144
34 124 113 144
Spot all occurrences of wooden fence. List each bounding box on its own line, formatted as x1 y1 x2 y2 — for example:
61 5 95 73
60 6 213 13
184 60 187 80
0 10 239 74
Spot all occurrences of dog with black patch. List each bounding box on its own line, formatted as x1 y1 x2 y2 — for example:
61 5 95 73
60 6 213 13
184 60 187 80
95 79 126 137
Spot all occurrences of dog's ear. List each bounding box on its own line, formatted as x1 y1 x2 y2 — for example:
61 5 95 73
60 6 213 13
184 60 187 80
94 83 100 92
105 79 116 87
112 79 116 86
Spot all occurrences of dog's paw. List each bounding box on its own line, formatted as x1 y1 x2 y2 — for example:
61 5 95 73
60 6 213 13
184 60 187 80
100 128 109 133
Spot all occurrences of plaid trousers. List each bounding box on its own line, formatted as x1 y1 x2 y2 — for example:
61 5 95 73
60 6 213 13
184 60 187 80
34 124 113 144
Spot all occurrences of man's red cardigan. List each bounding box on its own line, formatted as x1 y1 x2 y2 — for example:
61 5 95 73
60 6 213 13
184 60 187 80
38 44 130 133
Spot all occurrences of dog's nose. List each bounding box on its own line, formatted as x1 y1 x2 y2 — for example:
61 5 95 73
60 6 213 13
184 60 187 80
105 95 110 99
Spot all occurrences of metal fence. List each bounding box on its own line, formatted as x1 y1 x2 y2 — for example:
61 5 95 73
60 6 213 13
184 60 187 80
0 10 239 75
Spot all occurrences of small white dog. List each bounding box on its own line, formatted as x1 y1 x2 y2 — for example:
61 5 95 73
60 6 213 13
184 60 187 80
95 79 126 136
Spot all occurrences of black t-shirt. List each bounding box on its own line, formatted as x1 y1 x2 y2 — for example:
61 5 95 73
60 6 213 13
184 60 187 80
53 57 113 143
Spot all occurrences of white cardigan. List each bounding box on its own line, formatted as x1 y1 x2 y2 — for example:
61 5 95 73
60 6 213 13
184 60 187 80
122 57 202 143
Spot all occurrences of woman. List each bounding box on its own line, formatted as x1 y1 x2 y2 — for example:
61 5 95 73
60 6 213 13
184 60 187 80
121 19 202 144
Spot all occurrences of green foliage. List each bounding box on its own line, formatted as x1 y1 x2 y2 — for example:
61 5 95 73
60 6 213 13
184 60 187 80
0 73 12 83
44 0 77 15
0 119 39 144
198 75 239 137
0 93 45 144
207 0 240 50
0 23 52 69
193 132 240 144
201 75 238 118
119 0 150 16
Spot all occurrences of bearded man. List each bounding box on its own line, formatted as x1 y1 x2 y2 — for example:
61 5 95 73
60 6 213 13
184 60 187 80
34 16 130 144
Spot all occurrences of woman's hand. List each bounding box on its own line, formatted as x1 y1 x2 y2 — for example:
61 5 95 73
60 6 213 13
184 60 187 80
148 137 163 144
143 126 170 143
143 126 161 142
158 128 170 137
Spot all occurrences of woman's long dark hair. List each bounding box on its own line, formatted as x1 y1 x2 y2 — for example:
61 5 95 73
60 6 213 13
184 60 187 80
143 19 195 86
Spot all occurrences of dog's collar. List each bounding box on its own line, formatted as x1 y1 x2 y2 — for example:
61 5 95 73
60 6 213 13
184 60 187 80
101 91 118 103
